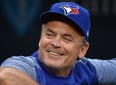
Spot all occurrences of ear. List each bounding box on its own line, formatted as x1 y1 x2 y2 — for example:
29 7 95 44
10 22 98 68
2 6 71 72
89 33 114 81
78 42 89 58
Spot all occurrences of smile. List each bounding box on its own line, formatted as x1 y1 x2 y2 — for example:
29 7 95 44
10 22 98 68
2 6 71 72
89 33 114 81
48 51 64 56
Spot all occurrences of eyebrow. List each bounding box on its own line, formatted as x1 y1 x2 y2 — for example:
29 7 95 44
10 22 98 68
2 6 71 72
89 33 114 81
63 33 73 37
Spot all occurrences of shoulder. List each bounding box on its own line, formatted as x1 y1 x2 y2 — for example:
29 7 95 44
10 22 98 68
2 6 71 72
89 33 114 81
74 57 98 84
75 57 97 72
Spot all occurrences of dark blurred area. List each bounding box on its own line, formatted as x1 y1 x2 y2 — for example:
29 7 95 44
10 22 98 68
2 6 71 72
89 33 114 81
0 0 116 64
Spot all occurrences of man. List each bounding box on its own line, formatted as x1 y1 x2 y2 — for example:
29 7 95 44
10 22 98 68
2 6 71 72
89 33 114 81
0 2 116 85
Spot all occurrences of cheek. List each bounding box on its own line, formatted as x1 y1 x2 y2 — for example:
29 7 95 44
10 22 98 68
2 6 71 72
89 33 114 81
68 45 80 58
38 37 52 58
38 39 47 57
63 46 79 67
39 37 49 48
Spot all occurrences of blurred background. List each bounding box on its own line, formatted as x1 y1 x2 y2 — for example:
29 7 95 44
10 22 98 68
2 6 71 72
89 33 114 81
0 0 116 64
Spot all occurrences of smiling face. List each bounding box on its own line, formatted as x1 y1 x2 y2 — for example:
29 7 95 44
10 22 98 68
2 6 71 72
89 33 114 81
38 21 89 75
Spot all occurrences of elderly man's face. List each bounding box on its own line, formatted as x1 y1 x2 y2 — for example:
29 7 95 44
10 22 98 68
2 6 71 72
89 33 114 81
38 21 89 70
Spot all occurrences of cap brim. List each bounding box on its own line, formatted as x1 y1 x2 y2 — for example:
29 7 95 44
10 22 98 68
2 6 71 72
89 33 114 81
40 12 84 36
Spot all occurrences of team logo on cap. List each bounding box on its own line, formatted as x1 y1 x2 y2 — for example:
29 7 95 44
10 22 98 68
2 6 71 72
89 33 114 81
59 5 79 16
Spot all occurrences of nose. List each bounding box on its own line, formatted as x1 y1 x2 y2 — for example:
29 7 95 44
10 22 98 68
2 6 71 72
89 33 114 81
51 37 61 48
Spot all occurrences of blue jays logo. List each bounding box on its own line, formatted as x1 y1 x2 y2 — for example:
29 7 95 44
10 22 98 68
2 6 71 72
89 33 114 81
59 5 79 16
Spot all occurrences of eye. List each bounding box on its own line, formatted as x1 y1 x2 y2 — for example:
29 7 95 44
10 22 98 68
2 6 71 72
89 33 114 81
46 31 55 38
63 36 72 42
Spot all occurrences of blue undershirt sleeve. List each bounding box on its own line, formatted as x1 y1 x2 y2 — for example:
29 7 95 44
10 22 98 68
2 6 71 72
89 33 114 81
88 58 116 85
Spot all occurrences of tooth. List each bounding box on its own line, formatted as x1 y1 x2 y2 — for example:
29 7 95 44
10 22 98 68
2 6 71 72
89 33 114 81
49 51 60 56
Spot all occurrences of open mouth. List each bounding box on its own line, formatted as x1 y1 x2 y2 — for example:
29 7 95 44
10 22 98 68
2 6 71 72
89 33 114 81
47 51 64 56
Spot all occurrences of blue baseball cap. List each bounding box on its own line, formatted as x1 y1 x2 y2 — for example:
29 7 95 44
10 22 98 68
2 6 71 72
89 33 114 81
40 2 90 40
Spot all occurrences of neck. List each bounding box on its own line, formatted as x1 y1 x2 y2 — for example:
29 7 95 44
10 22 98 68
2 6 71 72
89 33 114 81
47 67 72 77
42 64 72 77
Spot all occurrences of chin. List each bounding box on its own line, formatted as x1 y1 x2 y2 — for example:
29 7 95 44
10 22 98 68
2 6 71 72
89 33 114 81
43 60 64 68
